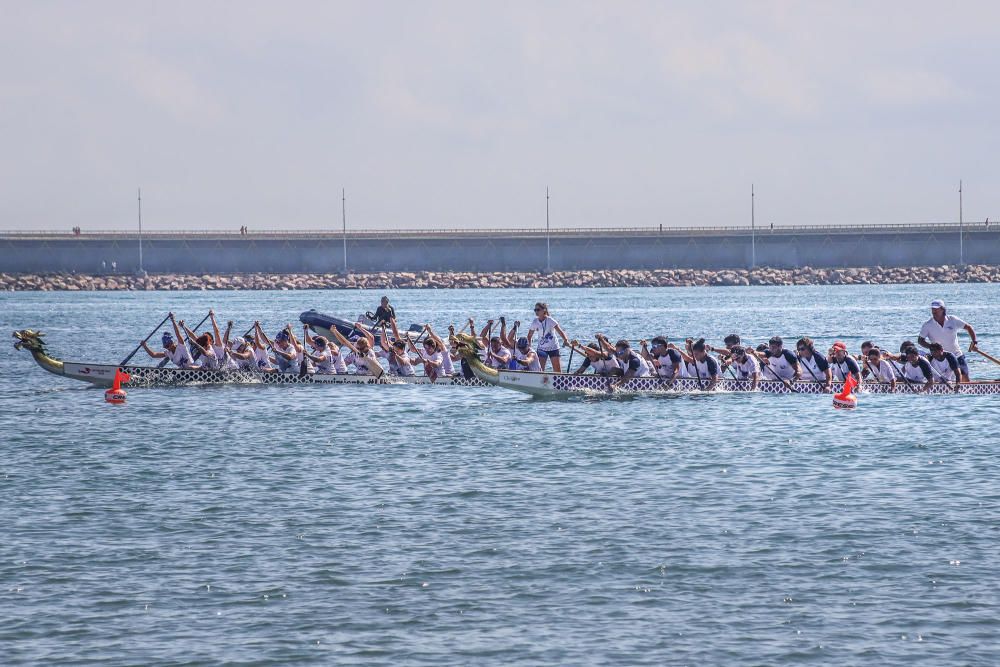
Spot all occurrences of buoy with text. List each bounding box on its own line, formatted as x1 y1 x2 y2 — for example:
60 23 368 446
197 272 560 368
104 369 131 404
832 374 858 410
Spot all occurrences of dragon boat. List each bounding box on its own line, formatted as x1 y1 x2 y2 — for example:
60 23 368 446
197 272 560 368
12 330 488 389
450 334 1000 397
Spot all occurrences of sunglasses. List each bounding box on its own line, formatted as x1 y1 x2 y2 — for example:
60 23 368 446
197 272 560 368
796 346 807 351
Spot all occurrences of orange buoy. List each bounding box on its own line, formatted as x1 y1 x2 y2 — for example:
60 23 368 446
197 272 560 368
833 373 858 410
104 369 131 404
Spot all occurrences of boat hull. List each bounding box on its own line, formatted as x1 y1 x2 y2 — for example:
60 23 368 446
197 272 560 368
474 366 1000 397
53 361 487 388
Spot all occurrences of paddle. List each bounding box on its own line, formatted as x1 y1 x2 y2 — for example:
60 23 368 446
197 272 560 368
926 357 961 393
750 348 799 393
121 313 171 366
885 357 918 393
971 345 1000 367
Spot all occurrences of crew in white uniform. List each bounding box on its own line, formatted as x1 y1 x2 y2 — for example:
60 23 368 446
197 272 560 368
140 315 197 368
760 336 800 382
331 324 384 376
828 341 862 385
794 337 832 391
725 346 761 390
685 339 720 390
611 339 651 388
900 346 934 392
917 299 978 381
641 336 687 381
568 339 620 376
513 337 542 372
863 347 896 390
926 342 960 384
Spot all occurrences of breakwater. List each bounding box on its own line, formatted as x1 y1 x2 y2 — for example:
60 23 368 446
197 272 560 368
4 264 1000 291
1 222 997 273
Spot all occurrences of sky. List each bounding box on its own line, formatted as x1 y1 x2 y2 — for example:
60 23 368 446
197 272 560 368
1 1 998 231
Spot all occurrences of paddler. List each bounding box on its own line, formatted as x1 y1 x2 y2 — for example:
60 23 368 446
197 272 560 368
331 324 384 376
305 324 347 374
179 321 221 370
724 345 760 390
423 324 456 376
513 336 542 371
900 345 934 392
480 320 512 370
685 339 720 390
795 337 832 391
527 302 570 373
207 310 236 370
569 338 621 376
758 336 800 383
140 313 196 368
408 334 446 381
918 299 978 381
828 341 862 386
261 328 300 373
640 336 686 381
863 347 896 389
926 342 960 384
611 339 651 388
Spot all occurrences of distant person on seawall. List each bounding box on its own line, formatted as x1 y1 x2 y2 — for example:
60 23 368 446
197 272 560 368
917 299 978 382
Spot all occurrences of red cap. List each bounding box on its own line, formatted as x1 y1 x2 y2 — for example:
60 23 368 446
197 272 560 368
832 341 847 352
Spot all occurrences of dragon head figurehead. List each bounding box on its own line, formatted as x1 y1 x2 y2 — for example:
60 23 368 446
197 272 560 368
13 329 64 373
13 329 48 353
451 332 483 360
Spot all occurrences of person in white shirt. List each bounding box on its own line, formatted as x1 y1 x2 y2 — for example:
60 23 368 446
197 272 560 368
918 299 978 381
568 338 621 376
180 322 221 370
926 342 961 387
724 346 760 390
862 347 896 390
331 324 384 376
304 325 347 374
527 302 570 373
140 313 196 368
207 311 236 370
512 337 542 372
640 336 687 382
423 324 456 376
409 337 446 381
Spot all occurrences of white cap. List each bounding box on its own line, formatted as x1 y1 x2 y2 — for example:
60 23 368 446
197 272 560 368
930 299 945 309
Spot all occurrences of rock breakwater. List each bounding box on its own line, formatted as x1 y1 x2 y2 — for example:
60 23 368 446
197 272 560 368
3 265 1000 291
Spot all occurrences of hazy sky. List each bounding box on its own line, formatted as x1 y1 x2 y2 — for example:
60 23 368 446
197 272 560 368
2 1 998 231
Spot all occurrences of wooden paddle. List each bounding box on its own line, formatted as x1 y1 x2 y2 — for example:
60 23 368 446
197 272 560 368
972 345 1000 367
120 313 171 366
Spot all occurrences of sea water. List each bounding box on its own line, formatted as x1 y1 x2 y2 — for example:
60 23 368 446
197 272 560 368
1 285 999 665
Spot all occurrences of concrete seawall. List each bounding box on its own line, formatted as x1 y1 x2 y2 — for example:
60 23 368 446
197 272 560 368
1 224 996 273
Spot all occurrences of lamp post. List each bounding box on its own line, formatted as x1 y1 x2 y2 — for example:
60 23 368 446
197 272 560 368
959 180 964 266
137 187 146 276
545 187 551 273
751 184 756 270
342 188 348 275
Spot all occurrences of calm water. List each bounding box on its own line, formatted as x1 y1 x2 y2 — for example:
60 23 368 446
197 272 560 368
2 285 999 665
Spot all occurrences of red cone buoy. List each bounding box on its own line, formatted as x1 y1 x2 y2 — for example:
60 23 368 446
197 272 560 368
105 369 131 404
833 373 858 410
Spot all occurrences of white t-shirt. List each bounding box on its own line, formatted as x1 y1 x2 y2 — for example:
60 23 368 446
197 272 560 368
165 345 195 368
485 345 511 369
345 349 382 376
514 348 542 372
590 356 620 375
419 350 445 377
379 349 415 376
529 317 561 352
730 355 759 380
253 347 273 371
653 350 687 378
919 315 968 355
928 354 959 383
866 359 896 383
